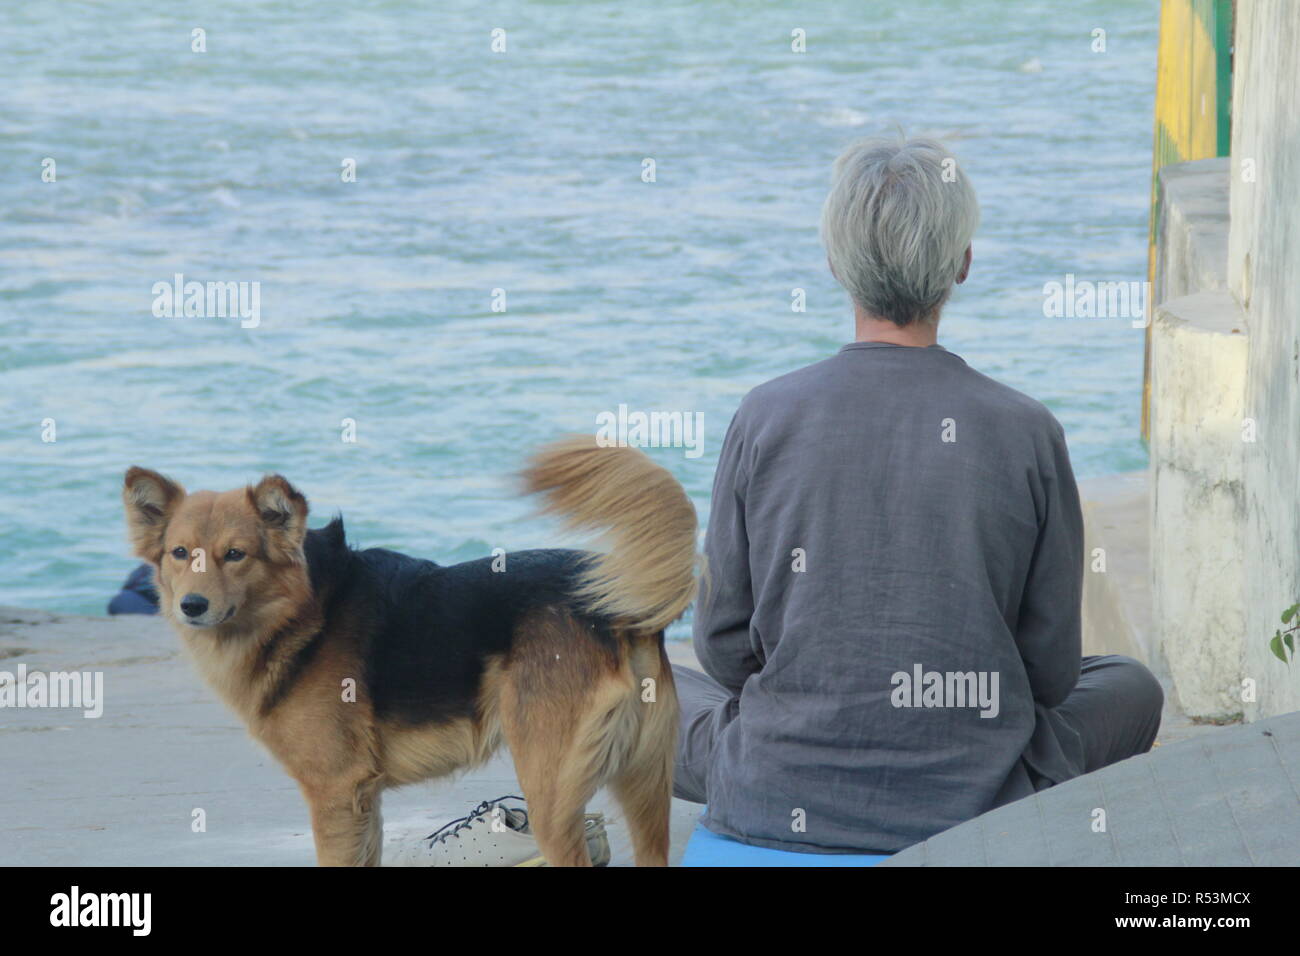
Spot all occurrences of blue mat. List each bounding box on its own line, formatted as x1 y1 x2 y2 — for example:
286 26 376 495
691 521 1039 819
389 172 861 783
680 819 890 867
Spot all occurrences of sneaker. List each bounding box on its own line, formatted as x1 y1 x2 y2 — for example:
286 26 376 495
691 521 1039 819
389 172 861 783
385 795 611 867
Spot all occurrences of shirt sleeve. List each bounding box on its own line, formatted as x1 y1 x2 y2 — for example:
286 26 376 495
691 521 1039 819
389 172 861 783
1014 420 1084 708
692 410 760 696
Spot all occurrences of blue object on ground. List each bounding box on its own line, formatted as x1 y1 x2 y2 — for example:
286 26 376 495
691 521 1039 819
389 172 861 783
107 563 160 616
680 818 890 867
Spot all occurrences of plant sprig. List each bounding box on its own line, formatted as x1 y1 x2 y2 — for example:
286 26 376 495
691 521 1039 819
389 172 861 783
1271 603 1299 664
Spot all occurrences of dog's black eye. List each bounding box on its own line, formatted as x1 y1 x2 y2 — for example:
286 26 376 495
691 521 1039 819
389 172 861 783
224 548 246 562
171 547 188 560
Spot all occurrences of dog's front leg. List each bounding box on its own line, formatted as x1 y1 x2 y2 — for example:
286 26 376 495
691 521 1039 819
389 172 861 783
303 779 384 866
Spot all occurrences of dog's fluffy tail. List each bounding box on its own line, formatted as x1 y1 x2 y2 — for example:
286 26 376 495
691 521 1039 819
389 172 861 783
522 435 699 634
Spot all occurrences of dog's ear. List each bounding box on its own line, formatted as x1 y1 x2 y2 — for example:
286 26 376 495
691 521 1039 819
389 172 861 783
248 475 309 563
123 467 186 562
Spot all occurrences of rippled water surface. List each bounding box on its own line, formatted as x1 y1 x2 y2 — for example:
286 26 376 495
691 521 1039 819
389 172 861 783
1 1 1157 616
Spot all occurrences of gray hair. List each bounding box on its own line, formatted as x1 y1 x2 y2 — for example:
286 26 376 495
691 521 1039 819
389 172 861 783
820 137 979 327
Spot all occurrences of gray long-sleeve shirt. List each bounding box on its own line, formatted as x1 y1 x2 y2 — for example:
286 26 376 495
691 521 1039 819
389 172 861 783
693 341 1086 853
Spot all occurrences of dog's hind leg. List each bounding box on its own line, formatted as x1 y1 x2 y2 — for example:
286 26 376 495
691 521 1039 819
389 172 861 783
611 755 673 867
501 681 614 868
509 755 597 867
610 638 677 867
500 620 647 866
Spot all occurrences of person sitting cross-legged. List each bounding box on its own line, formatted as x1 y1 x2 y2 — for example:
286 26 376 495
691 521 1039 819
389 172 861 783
672 137 1164 854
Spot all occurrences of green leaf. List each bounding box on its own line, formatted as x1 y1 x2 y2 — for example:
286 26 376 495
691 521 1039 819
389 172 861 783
1283 603 1300 624
1270 633 1288 664
1286 632 1296 656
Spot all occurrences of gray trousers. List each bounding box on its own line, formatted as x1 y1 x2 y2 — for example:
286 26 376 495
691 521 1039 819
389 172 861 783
672 654 1164 806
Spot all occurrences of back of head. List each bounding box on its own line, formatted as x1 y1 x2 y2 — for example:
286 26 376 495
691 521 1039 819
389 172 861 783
820 137 980 328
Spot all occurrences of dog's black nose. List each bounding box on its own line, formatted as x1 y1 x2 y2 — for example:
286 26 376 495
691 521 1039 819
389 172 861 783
180 594 209 618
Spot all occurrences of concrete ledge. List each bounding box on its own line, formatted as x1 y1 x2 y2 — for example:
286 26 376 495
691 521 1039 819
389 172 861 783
1150 291 1249 719
1155 157 1230 302
881 710 1300 866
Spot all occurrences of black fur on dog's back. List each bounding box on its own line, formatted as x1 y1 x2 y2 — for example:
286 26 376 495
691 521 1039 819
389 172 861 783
303 517 612 726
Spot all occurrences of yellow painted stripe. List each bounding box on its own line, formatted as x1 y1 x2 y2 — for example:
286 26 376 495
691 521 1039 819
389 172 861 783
1141 0 1231 441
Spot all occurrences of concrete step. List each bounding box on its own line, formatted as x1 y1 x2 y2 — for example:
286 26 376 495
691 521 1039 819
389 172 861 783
883 710 1300 866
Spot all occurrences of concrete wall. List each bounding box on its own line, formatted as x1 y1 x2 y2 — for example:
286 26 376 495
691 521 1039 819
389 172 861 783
1148 158 1247 718
1150 1 1300 720
1226 0 1300 719
1150 290 1248 717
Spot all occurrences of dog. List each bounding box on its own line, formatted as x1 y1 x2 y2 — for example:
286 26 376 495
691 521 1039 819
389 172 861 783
121 436 697 866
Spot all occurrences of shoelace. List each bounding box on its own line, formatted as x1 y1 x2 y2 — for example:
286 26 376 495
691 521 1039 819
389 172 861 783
423 795 527 845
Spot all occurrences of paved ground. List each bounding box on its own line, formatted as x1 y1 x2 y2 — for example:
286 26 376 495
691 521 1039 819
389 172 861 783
0 607 702 866
3 474 1293 866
